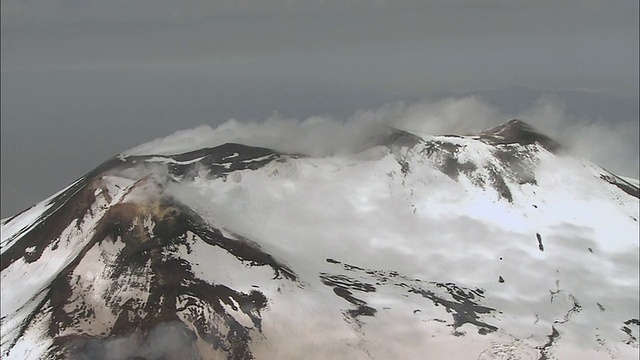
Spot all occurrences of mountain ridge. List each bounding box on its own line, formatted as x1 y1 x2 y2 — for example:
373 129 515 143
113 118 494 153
1 119 638 359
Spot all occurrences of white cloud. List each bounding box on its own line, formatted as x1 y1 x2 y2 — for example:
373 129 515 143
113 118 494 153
517 96 640 177
125 96 638 178
125 97 496 157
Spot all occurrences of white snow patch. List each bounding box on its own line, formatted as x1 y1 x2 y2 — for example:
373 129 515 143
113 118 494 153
222 152 239 160
145 156 206 165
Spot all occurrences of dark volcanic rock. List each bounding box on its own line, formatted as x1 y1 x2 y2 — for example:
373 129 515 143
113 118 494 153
478 119 561 152
324 259 498 335
600 173 640 199
2 121 638 360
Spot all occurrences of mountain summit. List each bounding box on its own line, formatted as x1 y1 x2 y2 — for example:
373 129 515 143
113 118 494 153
478 119 562 151
1 120 638 359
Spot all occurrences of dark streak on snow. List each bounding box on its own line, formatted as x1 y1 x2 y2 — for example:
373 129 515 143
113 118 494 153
319 273 377 320
403 283 497 335
538 326 560 360
420 140 476 182
0 287 51 355
621 319 640 347
487 164 513 202
493 146 538 186
536 233 544 252
324 258 498 335
415 130 545 203
0 157 121 271
599 173 640 199
554 294 582 324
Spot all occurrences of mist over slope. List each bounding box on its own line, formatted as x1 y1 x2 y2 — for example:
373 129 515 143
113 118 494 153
1 118 639 359
126 96 639 179
2 92 638 219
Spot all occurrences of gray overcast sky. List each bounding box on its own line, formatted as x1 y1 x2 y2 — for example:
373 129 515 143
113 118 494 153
1 0 639 217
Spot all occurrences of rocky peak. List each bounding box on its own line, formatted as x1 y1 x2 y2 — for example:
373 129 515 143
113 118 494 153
478 119 561 151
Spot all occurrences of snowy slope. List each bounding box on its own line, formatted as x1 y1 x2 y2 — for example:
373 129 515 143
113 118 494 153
1 120 638 359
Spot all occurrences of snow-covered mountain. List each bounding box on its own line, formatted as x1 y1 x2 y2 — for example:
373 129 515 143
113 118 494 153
1 119 638 359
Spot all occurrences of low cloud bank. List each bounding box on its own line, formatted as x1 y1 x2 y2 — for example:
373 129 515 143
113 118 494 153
126 96 639 178
66 321 199 360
